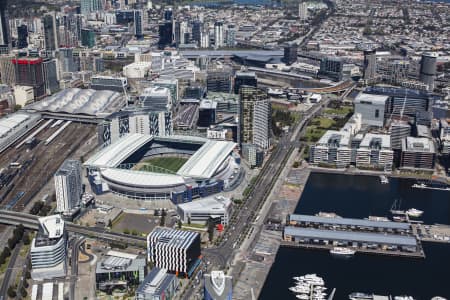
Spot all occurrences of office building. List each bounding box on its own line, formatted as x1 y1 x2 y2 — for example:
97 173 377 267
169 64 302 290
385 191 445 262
239 86 270 150
175 20 188 46
283 42 298 65
204 271 233 300
158 22 173 49
214 22 224 48
363 49 376 82
17 24 28 49
55 160 82 213
58 48 76 73
31 215 67 280
298 1 308 20
91 75 128 92
192 21 202 45
136 268 179 300
0 54 15 85
147 227 201 277
419 53 437 91
95 251 146 293
319 57 343 81
13 57 46 100
390 120 411 150
241 143 264 168
43 13 58 51
115 10 143 38
364 86 432 122
42 58 59 95
0 0 10 52
81 28 95 48
177 195 232 225
234 71 257 94
400 137 435 170
354 92 388 127
81 0 103 15
207 69 232 93
197 99 217 127
152 78 179 106
140 86 172 111
200 30 210 48
356 134 393 171
226 25 236 47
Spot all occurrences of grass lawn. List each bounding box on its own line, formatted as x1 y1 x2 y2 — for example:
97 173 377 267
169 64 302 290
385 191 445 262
324 106 353 116
138 157 188 173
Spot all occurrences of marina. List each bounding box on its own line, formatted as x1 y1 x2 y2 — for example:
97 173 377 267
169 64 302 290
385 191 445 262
260 173 450 299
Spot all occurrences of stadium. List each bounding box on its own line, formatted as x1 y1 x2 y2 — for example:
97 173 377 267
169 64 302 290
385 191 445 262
84 134 241 203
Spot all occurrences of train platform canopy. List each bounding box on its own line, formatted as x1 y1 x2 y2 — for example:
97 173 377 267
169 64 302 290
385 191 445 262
24 88 124 117
284 227 417 247
177 140 236 179
289 214 411 231
84 134 153 168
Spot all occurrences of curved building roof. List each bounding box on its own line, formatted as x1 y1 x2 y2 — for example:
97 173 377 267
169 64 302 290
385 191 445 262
101 168 186 189
177 140 236 179
85 134 153 168
25 88 123 116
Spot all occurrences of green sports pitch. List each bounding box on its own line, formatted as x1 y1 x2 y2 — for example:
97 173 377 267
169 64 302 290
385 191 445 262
136 157 188 173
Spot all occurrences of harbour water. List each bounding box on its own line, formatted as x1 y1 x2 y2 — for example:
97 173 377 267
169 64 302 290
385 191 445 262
260 173 450 299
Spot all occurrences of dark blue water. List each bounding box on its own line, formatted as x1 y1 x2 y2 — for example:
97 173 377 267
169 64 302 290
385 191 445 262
260 173 450 299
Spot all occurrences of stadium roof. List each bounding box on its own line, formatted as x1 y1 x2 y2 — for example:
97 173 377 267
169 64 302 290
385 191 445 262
289 214 410 230
177 140 236 179
154 135 208 144
25 88 124 116
101 168 186 188
84 134 153 168
284 227 417 246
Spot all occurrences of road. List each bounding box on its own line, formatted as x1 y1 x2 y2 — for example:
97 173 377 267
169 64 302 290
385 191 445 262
0 242 22 298
182 100 328 300
69 237 84 300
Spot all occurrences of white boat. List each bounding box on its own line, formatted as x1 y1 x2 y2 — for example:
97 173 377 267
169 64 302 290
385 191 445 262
330 247 356 256
394 296 415 300
406 208 423 218
316 212 341 218
296 295 309 300
379 175 389 184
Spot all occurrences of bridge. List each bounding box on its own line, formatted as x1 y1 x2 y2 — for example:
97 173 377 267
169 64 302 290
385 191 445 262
0 210 147 247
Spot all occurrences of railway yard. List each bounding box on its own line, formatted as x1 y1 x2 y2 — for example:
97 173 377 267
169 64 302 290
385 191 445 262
0 120 96 212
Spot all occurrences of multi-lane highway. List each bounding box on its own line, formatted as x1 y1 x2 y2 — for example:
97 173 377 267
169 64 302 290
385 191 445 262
0 242 22 299
182 100 328 299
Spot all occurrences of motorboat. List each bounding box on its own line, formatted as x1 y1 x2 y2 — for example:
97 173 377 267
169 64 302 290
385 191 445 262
330 247 356 257
406 208 423 218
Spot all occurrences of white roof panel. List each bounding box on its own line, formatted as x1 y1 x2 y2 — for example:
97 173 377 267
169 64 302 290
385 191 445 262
85 134 153 168
177 140 236 179
101 168 186 187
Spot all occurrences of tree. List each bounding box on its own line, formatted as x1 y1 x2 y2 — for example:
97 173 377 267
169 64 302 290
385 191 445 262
3 247 11 257
187 217 191 225
23 233 31 245
123 228 130 234
177 220 182 229
21 287 27 298
14 104 22 111
207 218 215 242
107 219 113 228
7 286 16 298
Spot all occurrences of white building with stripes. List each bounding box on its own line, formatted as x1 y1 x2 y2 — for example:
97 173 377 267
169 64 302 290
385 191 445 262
147 227 201 277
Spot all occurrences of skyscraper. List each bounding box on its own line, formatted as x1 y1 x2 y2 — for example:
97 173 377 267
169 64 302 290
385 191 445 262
17 24 28 49
239 86 270 150
299 1 308 20
12 57 46 100
283 42 298 65
55 160 82 213
419 52 437 91
234 70 257 94
214 22 224 48
0 0 10 52
42 58 59 95
81 28 96 48
43 13 58 51
363 49 377 82
226 25 236 47
81 0 103 15
158 22 173 49
192 20 202 46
